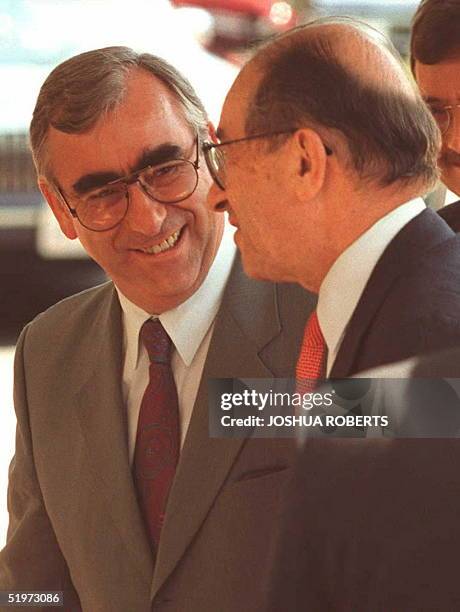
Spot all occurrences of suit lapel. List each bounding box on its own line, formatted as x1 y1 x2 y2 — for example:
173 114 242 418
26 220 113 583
331 209 455 377
74 284 154 585
151 259 282 597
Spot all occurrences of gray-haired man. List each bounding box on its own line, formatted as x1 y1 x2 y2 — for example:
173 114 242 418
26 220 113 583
0 47 313 612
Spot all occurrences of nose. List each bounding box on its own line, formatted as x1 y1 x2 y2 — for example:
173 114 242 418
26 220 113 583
124 182 167 234
444 111 460 152
206 182 228 213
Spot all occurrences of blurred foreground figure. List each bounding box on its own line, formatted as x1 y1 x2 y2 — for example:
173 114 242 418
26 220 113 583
204 16 460 610
0 47 313 611
267 437 460 611
268 348 460 610
412 0 460 229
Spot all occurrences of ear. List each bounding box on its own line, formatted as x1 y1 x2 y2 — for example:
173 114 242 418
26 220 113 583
39 178 78 240
207 121 219 144
292 128 328 201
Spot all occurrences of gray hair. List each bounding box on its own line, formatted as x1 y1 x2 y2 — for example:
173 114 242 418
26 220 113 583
30 46 209 176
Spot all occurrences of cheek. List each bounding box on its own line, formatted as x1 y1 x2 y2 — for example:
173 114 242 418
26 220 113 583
188 177 215 226
75 228 116 265
189 197 215 236
186 196 223 257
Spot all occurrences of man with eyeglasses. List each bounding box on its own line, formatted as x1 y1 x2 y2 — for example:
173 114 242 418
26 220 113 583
412 0 460 229
0 47 314 612
204 17 460 611
206 17 460 380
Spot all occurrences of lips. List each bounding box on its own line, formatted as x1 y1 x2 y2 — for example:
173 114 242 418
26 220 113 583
227 211 239 229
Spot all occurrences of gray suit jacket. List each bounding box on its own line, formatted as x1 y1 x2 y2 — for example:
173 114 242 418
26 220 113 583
0 257 315 612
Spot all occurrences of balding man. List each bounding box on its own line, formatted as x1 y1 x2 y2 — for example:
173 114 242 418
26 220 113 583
204 17 460 610
206 17 460 382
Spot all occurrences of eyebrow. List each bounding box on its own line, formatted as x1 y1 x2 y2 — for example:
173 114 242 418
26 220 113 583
424 96 444 105
72 143 186 195
424 95 460 106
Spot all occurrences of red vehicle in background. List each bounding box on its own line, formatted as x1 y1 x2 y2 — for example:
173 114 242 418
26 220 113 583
171 0 298 64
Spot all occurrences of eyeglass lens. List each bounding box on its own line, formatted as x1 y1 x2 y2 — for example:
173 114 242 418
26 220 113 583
207 147 226 189
75 159 199 231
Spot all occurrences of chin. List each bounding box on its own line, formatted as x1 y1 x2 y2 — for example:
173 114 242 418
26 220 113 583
240 254 283 283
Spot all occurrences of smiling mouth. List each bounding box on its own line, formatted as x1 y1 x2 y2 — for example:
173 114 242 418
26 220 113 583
138 228 183 255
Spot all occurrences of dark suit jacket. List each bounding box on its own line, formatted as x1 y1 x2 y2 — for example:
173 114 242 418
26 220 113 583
0 257 315 612
266 438 460 612
267 209 460 612
413 345 460 377
437 199 460 232
330 208 460 377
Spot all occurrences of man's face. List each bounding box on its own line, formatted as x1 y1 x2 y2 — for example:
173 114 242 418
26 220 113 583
415 57 460 196
42 70 223 313
206 69 300 284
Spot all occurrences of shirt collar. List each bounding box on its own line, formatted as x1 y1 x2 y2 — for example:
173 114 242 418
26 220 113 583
117 220 236 370
317 198 426 366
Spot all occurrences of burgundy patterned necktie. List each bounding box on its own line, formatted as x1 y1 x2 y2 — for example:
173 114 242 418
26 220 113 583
133 319 180 552
296 310 328 393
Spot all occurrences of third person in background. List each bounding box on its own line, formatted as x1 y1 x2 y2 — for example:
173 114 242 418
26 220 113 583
412 0 460 228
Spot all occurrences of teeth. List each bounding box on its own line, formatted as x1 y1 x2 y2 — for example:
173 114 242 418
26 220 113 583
141 229 181 254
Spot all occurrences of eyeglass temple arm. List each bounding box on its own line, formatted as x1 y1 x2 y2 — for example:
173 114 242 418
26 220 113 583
54 184 78 217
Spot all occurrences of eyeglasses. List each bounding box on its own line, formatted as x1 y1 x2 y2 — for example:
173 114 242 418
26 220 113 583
202 129 333 190
428 102 460 135
55 137 200 232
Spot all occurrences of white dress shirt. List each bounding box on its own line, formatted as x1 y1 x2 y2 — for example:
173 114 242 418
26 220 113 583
116 222 236 464
317 198 426 375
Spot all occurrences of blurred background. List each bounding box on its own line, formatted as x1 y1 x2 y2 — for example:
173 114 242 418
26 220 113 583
0 0 455 544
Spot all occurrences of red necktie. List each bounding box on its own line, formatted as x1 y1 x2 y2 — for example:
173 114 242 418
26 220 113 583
296 310 327 393
133 319 180 553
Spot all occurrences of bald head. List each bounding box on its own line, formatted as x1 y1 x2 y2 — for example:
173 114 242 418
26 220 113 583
260 19 415 97
236 17 440 189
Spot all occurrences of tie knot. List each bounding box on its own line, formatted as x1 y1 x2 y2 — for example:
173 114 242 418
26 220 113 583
296 309 327 390
141 319 172 364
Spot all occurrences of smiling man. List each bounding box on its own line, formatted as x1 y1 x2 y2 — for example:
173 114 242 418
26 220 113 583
0 47 314 612
411 0 460 227
40 70 221 313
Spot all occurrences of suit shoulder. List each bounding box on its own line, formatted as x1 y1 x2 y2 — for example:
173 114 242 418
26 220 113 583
390 233 460 300
23 281 115 345
438 200 460 233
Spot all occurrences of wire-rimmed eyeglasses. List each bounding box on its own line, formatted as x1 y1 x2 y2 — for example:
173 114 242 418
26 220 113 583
55 137 201 232
202 129 333 190
428 102 460 135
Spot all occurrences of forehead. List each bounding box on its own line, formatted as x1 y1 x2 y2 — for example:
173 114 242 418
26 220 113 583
45 69 192 181
415 58 460 101
219 63 262 139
